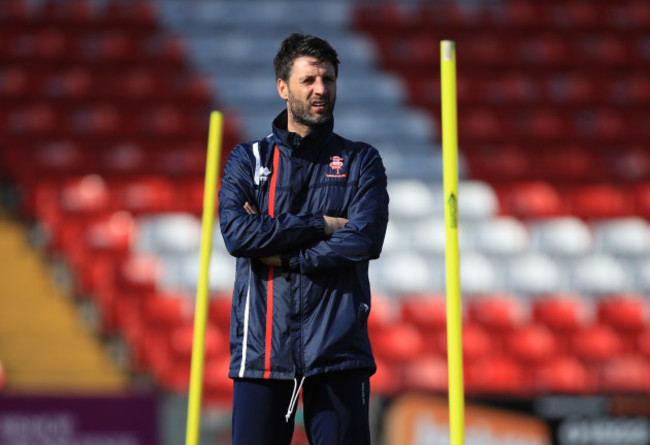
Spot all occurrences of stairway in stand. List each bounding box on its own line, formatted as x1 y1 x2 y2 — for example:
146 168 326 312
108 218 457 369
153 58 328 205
0 210 127 392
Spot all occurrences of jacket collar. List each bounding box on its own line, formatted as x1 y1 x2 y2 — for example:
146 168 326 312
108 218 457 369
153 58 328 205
272 109 334 152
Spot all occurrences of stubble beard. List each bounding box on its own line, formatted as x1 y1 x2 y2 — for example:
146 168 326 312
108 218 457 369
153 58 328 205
287 90 335 130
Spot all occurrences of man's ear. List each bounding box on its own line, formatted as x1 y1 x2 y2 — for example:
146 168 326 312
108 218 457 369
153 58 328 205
277 78 289 101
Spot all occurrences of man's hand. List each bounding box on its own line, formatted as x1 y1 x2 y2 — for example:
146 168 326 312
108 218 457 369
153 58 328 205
324 215 348 235
246 201 347 236
244 201 258 214
242 202 346 262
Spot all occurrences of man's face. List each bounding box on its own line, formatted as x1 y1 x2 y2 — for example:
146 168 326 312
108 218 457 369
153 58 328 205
277 56 337 135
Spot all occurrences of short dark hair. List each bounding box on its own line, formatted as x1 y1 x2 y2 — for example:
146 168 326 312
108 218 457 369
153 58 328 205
273 33 340 81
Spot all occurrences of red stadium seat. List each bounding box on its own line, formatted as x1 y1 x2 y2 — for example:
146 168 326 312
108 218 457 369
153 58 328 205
133 294 193 369
148 35 187 67
208 293 232 331
627 1 650 28
572 323 624 364
156 142 208 178
519 35 571 65
619 75 650 105
638 330 650 357
537 145 604 182
116 176 177 214
149 323 227 392
402 355 448 393
371 359 403 396
507 323 557 364
532 293 593 333
495 73 538 104
498 181 565 218
438 322 496 363
367 293 400 336
102 0 157 28
84 210 135 253
33 29 74 61
203 356 234 405
71 211 136 293
591 109 628 140
606 146 650 181
96 142 148 176
58 174 112 215
46 67 93 101
552 73 601 105
33 140 88 175
633 182 650 219
504 1 541 27
465 355 528 396
118 69 161 101
400 292 447 334
519 108 570 141
0 67 29 97
372 321 425 364
169 323 227 362
592 36 631 65
70 104 122 137
459 107 503 141
6 103 59 137
178 74 212 105
0 0 28 21
597 293 649 334
143 294 193 330
38 0 91 26
96 31 133 61
460 34 512 66
556 1 604 28
569 184 634 219
466 293 528 332
600 354 650 394
116 252 161 294
139 106 185 137
466 146 531 182
533 355 594 394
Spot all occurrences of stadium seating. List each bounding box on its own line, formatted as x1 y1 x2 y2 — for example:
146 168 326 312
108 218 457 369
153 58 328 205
533 355 594 394
353 0 649 398
1 0 649 403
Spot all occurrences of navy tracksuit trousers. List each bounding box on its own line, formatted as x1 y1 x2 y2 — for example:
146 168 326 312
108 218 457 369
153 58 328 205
232 371 372 445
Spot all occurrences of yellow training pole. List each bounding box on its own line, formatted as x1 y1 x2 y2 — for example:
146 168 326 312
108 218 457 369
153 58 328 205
441 40 465 445
185 111 223 445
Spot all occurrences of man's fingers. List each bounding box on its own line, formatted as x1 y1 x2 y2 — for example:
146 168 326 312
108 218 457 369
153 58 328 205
244 202 259 214
323 215 348 235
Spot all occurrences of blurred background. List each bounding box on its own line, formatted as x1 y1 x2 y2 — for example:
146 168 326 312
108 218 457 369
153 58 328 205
1 0 649 444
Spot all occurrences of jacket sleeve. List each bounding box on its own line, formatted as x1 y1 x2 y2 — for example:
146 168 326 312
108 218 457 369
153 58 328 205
297 148 389 274
218 144 325 258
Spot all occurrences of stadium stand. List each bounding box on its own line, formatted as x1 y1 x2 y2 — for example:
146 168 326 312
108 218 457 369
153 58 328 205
351 0 650 396
1 0 649 408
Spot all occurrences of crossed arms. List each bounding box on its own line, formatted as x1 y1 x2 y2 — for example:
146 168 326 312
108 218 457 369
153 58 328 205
218 145 389 274
243 201 348 266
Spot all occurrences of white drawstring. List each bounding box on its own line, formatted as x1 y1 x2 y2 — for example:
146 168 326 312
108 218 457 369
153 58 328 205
285 376 305 422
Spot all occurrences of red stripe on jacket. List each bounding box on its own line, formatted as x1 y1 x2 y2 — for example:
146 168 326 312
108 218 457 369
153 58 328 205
264 146 280 378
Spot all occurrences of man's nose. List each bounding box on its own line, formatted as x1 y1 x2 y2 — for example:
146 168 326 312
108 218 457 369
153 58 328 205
314 78 327 95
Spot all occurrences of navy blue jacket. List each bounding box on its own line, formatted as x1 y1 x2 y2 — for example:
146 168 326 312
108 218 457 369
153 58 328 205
219 110 389 380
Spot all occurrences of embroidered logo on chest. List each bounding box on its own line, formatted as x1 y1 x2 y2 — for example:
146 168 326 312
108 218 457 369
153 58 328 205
325 156 347 178
258 166 271 182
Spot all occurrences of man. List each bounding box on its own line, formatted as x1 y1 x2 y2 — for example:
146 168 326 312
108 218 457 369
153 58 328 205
218 32 389 445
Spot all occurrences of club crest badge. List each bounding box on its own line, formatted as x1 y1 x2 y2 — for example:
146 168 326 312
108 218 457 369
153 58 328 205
325 156 347 178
